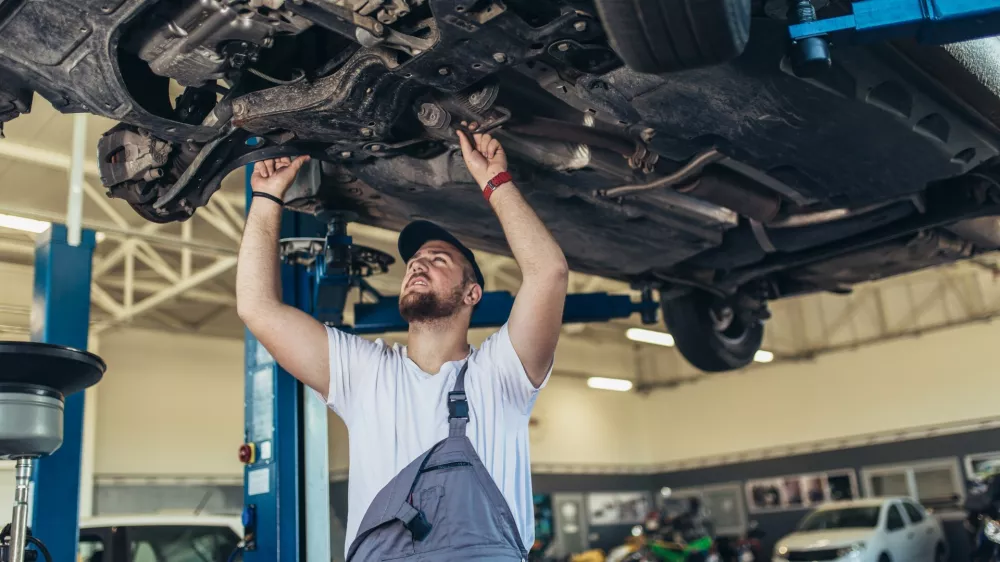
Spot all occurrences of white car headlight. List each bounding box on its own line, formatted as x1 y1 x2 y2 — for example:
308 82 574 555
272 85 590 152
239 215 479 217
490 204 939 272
835 542 867 557
774 545 789 557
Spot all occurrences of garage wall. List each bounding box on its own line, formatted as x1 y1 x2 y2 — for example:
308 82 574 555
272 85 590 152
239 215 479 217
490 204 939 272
95 329 245 476
530 376 652 469
94 325 650 478
638 319 1000 467
79 313 1000 477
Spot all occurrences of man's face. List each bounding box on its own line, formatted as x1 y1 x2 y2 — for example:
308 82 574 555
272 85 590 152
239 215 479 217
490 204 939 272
399 240 478 323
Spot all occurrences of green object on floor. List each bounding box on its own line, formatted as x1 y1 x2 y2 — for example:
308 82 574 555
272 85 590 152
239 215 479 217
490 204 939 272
649 535 714 562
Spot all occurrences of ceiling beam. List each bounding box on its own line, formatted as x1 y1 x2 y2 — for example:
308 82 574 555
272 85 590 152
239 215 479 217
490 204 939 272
0 240 34 257
98 277 236 306
93 257 238 333
0 203 235 256
0 139 101 177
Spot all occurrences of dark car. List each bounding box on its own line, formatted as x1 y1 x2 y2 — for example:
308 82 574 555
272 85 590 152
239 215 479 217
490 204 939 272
2 0 1000 371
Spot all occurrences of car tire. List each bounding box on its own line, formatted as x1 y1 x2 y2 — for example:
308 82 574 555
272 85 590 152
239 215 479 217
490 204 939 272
662 290 764 372
593 0 752 74
935 542 947 562
879 554 892 562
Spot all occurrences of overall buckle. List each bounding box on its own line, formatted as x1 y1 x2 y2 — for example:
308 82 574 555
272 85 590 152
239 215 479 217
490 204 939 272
447 391 468 419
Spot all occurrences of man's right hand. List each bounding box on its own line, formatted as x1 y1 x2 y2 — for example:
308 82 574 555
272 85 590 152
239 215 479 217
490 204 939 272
251 155 311 198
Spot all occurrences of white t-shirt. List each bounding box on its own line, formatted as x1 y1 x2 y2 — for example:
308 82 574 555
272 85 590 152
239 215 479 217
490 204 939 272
320 322 549 556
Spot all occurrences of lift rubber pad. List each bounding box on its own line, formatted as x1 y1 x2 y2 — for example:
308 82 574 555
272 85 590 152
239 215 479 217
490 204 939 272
0 342 106 397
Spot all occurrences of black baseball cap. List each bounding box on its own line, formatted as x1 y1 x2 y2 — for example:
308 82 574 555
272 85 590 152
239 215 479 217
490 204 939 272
398 220 485 288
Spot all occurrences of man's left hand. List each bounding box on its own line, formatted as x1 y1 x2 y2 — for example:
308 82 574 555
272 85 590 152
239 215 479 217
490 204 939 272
456 129 508 190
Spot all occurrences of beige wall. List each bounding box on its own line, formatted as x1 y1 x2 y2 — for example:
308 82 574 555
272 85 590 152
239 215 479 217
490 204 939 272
78 318 1000 477
530 376 652 470
639 319 1000 466
91 326 651 478
95 328 245 476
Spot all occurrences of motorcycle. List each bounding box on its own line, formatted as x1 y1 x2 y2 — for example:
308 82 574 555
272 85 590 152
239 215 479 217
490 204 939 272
966 461 1000 562
619 523 714 562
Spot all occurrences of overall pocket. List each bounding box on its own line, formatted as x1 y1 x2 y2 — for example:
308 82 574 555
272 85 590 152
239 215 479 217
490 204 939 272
411 485 446 552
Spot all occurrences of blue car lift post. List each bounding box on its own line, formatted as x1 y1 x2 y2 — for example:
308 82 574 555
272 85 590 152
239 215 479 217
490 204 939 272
29 224 97 562
240 171 330 562
786 0 1000 75
240 169 658 561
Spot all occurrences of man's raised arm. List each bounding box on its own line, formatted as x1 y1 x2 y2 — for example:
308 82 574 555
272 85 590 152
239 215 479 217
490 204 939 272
235 156 333 399
457 130 569 387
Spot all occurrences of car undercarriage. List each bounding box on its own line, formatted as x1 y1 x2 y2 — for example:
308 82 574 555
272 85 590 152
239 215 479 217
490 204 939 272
3 0 1000 371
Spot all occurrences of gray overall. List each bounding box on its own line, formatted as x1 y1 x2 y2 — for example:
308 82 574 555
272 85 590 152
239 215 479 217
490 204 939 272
346 364 529 561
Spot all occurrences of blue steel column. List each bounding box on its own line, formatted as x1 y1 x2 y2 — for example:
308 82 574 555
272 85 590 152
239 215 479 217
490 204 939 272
243 165 330 562
29 224 96 562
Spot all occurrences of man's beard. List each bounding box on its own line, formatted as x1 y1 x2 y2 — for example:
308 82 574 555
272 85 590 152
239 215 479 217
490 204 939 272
399 284 465 323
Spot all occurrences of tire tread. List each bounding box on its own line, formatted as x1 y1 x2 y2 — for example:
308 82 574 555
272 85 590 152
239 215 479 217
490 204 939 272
595 0 751 74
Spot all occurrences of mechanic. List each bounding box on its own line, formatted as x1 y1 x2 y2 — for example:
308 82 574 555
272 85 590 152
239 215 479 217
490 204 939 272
235 128 569 560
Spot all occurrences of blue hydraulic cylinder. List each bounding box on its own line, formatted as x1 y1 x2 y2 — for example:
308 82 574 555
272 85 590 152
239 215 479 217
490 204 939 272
352 291 656 334
29 224 96 562
242 168 330 562
789 0 1000 45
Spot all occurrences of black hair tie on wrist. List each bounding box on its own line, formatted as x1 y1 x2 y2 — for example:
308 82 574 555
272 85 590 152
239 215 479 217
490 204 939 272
252 191 285 207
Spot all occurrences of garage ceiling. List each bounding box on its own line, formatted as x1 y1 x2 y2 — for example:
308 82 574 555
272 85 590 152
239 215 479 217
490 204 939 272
2 97 1000 386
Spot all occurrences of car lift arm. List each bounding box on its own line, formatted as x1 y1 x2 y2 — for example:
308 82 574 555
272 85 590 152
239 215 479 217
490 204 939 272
787 0 1000 74
280 214 659 332
790 0 1000 44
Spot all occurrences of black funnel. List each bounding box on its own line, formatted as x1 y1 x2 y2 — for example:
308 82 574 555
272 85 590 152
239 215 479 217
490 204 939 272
0 342 106 397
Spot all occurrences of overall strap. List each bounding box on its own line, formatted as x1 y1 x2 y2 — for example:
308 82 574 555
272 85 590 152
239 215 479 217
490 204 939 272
448 362 469 437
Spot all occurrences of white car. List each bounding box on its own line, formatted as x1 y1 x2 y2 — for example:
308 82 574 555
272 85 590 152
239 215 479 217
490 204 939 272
78 513 243 562
773 498 948 562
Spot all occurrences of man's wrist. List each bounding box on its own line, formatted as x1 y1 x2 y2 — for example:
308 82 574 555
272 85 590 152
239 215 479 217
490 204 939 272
252 191 286 207
481 170 512 202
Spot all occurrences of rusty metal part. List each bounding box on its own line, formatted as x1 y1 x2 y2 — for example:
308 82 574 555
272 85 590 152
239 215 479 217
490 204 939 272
417 102 451 129
285 0 388 42
768 201 896 228
506 116 636 157
676 166 783 223
232 53 416 142
628 144 659 173
597 149 726 198
137 0 275 86
460 83 500 113
97 125 173 186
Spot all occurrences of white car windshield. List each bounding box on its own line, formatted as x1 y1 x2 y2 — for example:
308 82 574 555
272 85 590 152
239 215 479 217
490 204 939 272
799 506 882 531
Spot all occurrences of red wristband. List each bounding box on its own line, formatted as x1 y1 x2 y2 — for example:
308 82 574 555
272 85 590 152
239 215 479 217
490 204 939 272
482 171 512 202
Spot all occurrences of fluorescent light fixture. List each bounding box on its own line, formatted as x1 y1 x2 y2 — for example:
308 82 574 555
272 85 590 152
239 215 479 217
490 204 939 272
587 376 634 392
625 327 675 347
754 350 774 363
0 213 49 234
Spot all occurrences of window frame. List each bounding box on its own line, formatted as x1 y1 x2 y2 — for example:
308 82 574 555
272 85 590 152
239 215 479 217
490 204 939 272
885 502 906 532
861 458 965 511
964 451 1000 480
744 469 859 514
659 482 748 537
901 499 926 524
584 491 653 526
